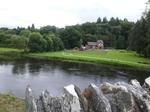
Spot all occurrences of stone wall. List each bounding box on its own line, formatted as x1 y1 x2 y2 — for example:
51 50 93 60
25 77 150 112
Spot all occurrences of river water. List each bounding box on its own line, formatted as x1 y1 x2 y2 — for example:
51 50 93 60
0 59 149 98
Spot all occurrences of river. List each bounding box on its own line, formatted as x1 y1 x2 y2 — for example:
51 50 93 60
0 59 149 98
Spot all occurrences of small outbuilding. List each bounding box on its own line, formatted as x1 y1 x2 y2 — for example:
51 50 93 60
86 40 104 49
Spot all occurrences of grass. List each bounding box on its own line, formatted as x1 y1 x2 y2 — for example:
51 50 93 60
27 49 150 71
0 48 24 60
0 94 25 112
0 47 150 71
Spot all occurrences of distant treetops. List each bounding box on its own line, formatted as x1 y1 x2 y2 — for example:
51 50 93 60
0 27 64 52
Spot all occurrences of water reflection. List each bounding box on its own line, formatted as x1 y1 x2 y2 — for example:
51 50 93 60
0 59 149 97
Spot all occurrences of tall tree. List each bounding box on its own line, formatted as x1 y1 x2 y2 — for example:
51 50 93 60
97 17 102 23
28 32 47 52
60 27 82 49
102 17 108 23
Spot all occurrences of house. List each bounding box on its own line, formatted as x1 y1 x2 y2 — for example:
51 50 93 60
86 40 104 49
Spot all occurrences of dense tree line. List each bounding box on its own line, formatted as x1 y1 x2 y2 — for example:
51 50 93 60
0 25 64 52
59 18 134 49
0 18 134 52
129 1 150 57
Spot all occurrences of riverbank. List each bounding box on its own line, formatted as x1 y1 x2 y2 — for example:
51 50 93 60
0 94 25 112
0 48 150 71
27 49 150 71
0 48 24 60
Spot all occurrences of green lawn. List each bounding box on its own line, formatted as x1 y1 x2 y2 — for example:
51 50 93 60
0 48 150 71
28 49 150 71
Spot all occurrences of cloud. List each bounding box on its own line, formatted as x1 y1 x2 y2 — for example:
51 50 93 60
0 0 148 28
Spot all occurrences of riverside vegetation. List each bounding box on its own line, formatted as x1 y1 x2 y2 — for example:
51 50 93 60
0 48 150 71
28 49 150 71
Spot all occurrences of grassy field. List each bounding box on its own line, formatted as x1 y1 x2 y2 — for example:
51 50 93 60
28 49 150 71
0 48 150 71
0 94 25 112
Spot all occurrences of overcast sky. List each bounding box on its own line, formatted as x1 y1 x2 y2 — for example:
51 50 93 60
0 0 148 28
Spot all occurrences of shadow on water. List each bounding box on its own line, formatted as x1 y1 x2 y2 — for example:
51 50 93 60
0 59 149 97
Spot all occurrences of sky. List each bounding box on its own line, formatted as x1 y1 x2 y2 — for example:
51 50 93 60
0 0 148 28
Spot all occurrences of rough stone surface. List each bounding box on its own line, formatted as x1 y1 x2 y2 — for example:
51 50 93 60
25 77 150 112
130 79 142 88
25 85 37 112
101 82 136 112
87 84 112 112
144 77 150 94
74 85 88 112
145 77 150 88
62 84 82 112
116 82 150 112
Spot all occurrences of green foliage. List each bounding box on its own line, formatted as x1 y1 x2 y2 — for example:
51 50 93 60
51 35 64 51
10 35 28 50
19 29 31 37
115 35 127 49
109 17 117 26
129 11 150 57
59 27 82 49
102 17 108 23
81 22 98 35
28 32 64 52
143 45 150 57
28 32 47 52
45 35 54 51
97 17 102 23
0 16 134 52
40 25 57 35
0 33 11 46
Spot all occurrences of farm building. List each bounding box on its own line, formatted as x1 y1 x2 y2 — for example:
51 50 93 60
86 40 104 49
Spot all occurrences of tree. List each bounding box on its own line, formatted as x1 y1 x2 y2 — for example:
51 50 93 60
129 13 150 57
10 35 28 50
81 22 98 34
143 45 150 57
31 24 35 30
60 27 82 49
115 35 127 49
109 17 116 26
51 35 64 51
0 33 11 47
19 30 31 37
45 35 54 51
28 32 47 52
40 25 57 35
28 24 36 32
97 17 102 23
13 27 25 35
102 17 108 23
